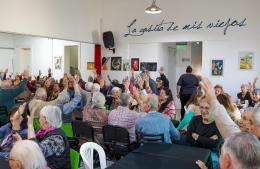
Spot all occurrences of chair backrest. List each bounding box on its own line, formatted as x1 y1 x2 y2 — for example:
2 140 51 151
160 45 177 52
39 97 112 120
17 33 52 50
103 125 130 145
80 142 107 169
72 120 94 141
70 148 80 169
72 108 83 121
61 123 74 138
136 132 165 143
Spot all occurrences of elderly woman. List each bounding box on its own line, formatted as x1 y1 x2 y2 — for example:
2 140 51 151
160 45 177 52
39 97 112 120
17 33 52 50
187 99 221 150
20 105 70 169
158 88 176 119
214 84 224 96
237 84 251 104
8 140 49 169
83 92 109 146
217 93 241 124
0 104 28 158
106 87 121 110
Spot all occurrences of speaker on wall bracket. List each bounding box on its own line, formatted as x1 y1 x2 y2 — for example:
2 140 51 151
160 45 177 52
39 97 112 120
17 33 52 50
103 31 115 54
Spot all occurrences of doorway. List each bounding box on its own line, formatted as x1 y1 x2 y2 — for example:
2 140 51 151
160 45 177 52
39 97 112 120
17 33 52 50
17 48 31 74
64 45 79 75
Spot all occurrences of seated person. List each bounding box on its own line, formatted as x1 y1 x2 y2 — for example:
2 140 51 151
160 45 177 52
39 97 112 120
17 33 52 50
217 93 241 124
106 87 121 110
16 105 70 169
47 82 60 101
214 84 224 97
83 92 109 146
158 88 176 120
237 84 251 104
0 104 28 157
108 93 144 143
196 132 260 169
249 89 260 108
136 94 180 144
187 98 221 150
177 90 203 130
8 140 49 169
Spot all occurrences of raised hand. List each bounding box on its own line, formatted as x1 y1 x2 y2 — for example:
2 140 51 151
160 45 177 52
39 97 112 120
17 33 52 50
196 160 208 169
199 77 217 104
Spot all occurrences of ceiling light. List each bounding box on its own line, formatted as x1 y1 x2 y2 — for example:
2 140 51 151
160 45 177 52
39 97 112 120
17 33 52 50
145 0 162 14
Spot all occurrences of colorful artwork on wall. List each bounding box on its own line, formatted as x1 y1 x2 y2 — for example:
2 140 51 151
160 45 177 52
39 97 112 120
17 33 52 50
87 62 95 70
239 51 253 70
131 58 139 71
123 60 131 71
111 57 122 71
211 59 223 76
140 62 157 71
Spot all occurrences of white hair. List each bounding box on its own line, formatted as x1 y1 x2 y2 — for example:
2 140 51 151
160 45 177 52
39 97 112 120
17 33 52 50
10 140 47 169
148 94 159 112
86 82 93 91
112 87 121 93
120 93 131 107
92 83 100 92
223 132 260 169
253 107 260 125
92 92 106 108
40 105 62 128
35 87 47 100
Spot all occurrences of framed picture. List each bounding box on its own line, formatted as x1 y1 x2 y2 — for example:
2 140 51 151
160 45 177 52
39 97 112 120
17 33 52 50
123 60 131 71
102 56 111 71
131 58 139 71
239 51 254 70
211 59 223 76
140 62 157 71
87 62 95 70
110 57 122 71
54 56 62 70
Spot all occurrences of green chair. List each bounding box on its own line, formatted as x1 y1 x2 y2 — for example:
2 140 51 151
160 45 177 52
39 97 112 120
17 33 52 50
61 123 74 138
33 118 41 130
70 148 80 169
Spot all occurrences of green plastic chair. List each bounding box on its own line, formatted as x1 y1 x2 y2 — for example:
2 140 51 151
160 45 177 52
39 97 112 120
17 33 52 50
70 148 80 169
33 118 41 130
61 123 74 138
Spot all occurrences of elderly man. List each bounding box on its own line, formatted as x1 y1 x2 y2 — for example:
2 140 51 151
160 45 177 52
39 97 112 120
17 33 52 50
108 93 144 142
196 132 260 169
200 77 260 140
135 94 180 143
0 70 29 110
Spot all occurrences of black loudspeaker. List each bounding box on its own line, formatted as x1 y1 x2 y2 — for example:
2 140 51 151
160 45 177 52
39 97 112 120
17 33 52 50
103 31 114 49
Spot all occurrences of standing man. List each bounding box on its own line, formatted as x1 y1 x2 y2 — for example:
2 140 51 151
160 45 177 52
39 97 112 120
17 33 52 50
177 66 199 120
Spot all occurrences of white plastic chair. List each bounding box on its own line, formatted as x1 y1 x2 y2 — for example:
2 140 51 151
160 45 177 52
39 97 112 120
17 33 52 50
80 142 107 169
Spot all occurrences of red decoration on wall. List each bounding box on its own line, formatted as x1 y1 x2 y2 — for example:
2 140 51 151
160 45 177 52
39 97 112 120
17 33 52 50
94 44 101 75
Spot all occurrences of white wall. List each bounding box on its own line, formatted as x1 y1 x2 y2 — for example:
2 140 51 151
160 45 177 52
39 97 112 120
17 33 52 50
100 0 260 98
0 0 102 43
80 43 95 82
202 40 260 99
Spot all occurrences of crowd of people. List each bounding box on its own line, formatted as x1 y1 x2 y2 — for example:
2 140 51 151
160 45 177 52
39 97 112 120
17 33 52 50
0 65 259 169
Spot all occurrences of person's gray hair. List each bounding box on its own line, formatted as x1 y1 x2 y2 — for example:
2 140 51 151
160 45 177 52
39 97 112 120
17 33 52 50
223 132 260 169
252 107 260 126
92 92 106 109
39 105 62 128
10 140 47 169
120 93 131 107
148 94 159 112
92 83 100 92
35 87 47 100
0 80 12 88
86 82 93 92
112 87 121 93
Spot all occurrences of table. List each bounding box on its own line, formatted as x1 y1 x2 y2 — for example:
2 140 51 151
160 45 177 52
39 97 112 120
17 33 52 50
107 143 212 169
0 157 10 169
